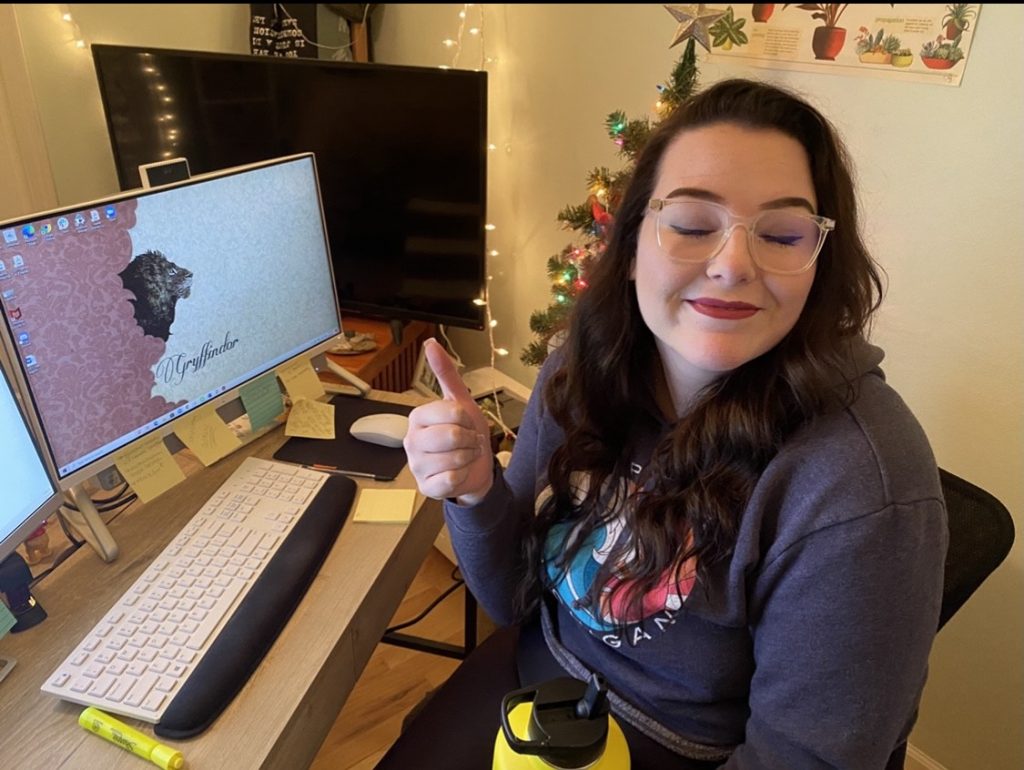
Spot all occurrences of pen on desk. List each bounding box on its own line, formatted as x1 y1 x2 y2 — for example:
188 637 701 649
79 707 184 770
304 463 389 482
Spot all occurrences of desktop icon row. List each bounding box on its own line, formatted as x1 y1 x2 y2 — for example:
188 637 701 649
2 206 117 246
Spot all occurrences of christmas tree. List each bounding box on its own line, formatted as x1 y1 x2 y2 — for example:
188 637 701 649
520 39 702 367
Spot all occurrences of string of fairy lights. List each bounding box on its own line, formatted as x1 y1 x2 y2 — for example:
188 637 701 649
436 4 518 441
59 5 86 48
58 8 180 161
438 4 508 370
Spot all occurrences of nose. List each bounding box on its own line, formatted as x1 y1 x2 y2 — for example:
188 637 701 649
705 224 758 284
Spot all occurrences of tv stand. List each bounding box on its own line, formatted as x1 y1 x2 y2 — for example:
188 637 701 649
389 318 405 347
324 316 435 394
62 483 119 563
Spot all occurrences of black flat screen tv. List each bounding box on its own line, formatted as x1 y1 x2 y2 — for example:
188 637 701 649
91 44 487 331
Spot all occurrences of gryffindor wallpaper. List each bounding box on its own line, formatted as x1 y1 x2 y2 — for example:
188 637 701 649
0 158 339 476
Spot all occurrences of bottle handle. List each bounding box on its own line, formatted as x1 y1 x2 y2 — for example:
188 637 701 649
499 686 548 755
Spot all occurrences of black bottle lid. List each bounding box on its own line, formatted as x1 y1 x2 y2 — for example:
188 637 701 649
500 674 610 768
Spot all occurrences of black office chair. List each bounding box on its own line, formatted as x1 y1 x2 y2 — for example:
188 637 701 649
887 468 1015 770
936 467 1015 630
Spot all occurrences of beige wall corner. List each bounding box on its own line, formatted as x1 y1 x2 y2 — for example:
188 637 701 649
0 5 58 220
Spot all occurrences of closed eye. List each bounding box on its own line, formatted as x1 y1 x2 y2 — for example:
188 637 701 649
670 226 717 238
759 233 804 247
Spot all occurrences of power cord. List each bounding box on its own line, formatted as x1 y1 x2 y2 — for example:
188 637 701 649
384 567 465 635
29 484 138 587
59 482 136 513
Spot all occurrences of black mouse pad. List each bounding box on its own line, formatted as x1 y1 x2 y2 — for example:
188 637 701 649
272 394 412 480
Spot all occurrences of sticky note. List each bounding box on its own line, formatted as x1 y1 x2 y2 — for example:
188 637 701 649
174 404 243 466
352 488 417 524
113 435 186 503
240 372 284 431
285 398 336 439
277 358 325 402
0 602 15 638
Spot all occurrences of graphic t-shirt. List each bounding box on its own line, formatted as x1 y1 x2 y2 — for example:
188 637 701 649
542 477 697 646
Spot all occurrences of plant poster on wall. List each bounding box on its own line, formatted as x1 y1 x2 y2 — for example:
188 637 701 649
706 4 981 86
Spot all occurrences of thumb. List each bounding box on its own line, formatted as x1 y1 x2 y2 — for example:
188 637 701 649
424 338 473 405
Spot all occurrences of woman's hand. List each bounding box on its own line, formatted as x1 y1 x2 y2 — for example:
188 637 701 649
403 339 494 505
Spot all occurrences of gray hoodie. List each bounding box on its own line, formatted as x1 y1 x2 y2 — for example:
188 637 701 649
445 341 947 769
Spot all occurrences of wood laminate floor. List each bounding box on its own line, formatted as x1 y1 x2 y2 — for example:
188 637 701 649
310 547 495 770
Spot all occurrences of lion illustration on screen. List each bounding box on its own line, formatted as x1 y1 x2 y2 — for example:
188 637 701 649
118 249 193 341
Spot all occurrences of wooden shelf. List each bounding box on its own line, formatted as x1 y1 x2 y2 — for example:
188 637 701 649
323 316 435 393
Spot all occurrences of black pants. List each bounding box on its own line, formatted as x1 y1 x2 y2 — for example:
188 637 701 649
375 620 722 769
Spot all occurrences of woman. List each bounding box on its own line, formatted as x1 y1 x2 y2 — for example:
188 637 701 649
387 78 947 769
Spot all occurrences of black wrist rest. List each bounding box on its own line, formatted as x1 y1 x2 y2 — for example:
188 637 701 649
155 473 356 739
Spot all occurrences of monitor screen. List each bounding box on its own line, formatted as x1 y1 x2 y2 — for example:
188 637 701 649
0 154 341 486
0 361 61 563
91 44 487 331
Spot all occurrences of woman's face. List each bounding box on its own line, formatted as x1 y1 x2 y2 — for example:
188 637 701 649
632 123 818 407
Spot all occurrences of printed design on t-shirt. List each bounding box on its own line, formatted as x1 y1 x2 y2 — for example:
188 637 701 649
541 471 697 647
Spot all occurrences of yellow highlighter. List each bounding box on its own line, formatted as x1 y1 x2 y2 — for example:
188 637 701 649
79 707 185 770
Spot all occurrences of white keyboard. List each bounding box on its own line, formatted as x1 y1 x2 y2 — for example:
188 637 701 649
41 457 329 723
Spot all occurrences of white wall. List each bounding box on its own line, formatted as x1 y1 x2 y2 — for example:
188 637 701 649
11 4 1023 768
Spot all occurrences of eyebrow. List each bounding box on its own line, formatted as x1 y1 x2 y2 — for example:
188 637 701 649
663 187 817 214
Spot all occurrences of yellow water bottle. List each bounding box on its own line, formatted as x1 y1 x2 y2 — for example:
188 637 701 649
493 673 630 769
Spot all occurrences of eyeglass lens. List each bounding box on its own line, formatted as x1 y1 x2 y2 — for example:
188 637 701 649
657 200 824 273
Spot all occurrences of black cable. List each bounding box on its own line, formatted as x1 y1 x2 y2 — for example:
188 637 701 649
384 574 466 635
29 487 138 586
29 543 81 587
60 483 135 512
55 508 84 548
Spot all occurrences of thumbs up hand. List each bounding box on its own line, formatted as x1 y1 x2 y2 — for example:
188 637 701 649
403 339 495 505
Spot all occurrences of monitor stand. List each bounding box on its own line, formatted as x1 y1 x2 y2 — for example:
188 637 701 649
62 483 119 563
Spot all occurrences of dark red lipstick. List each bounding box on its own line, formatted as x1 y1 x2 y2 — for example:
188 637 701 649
688 297 759 320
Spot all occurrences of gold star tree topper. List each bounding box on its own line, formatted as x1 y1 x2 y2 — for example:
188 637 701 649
664 4 728 51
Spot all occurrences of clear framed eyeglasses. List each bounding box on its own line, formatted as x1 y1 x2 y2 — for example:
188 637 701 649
647 198 835 275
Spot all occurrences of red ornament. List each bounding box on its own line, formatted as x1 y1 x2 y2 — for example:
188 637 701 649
588 194 614 238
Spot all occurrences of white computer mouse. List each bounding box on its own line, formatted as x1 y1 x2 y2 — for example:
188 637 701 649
349 413 409 448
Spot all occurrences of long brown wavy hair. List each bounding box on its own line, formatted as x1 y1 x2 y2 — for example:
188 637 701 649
516 79 884 634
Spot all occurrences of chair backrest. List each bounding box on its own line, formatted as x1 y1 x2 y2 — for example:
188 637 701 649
937 468 1015 630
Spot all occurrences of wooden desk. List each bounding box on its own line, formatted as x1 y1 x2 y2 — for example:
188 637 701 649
0 390 440 770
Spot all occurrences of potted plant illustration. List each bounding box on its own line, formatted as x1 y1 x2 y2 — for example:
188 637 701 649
942 3 976 40
890 48 913 68
711 7 749 50
783 4 851 60
855 26 901 64
920 34 965 69
751 4 776 22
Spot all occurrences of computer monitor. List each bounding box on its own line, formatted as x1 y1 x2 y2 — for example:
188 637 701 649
0 360 61 565
91 44 488 334
0 154 342 560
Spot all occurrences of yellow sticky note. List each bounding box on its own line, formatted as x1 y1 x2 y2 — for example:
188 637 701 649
285 398 336 439
277 358 325 401
352 488 416 524
174 404 243 466
113 435 186 504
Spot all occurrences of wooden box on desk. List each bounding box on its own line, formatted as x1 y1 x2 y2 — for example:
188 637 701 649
323 317 435 394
